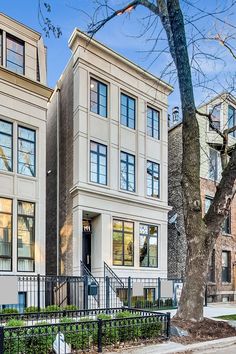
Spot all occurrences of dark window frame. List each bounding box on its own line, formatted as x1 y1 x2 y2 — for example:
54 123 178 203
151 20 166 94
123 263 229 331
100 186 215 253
90 78 108 118
0 197 12 272
222 250 231 283
90 141 107 185
147 160 160 198
6 34 25 75
120 151 135 192
209 104 221 131
139 224 158 268
17 200 35 273
120 93 136 129
228 105 236 138
17 126 36 177
147 106 160 139
113 219 134 267
0 119 13 172
208 148 218 181
208 249 215 283
0 30 2 66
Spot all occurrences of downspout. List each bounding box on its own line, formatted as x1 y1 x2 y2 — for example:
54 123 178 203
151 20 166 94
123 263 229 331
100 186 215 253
56 84 61 276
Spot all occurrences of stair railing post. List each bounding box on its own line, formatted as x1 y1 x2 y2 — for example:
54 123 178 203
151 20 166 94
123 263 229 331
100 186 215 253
105 276 110 310
84 275 89 310
158 277 161 309
37 273 41 312
128 276 131 308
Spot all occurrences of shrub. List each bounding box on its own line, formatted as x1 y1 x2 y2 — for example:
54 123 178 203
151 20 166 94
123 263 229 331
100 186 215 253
44 305 60 312
24 323 55 354
4 319 25 354
60 320 95 351
1 308 19 314
96 314 118 345
140 317 162 339
115 311 141 342
24 306 40 313
63 305 79 311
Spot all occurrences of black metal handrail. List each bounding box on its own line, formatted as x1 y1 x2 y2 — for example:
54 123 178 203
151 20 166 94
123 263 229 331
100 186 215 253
81 261 100 306
104 262 124 289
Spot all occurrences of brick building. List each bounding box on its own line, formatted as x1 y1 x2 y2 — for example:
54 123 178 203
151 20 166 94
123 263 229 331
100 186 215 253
168 94 236 302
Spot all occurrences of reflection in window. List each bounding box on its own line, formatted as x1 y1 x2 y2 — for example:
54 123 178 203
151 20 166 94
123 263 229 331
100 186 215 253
17 201 35 272
147 107 160 139
90 78 107 117
113 219 134 266
228 105 236 138
222 251 231 283
120 152 135 192
6 35 24 75
18 126 36 177
0 120 13 172
0 198 12 271
209 104 221 131
121 94 135 129
139 224 158 267
147 161 160 198
90 141 107 185
208 148 218 181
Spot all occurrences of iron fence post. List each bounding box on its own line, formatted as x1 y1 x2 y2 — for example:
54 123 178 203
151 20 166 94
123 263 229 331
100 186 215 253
37 273 40 312
128 276 131 308
84 275 88 310
105 276 110 309
0 327 4 354
166 312 171 338
97 319 103 353
158 277 161 308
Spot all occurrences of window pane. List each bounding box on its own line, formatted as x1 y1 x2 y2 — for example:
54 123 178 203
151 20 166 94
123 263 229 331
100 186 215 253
113 231 123 265
0 120 13 172
90 79 107 117
120 94 135 129
140 235 148 267
90 142 107 185
0 198 12 271
113 220 134 266
140 224 158 267
209 104 221 131
18 127 36 177
124 233 133 265
6 36 24 75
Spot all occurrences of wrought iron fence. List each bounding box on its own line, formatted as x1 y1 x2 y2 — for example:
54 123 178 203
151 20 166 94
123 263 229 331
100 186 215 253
0 308 170 353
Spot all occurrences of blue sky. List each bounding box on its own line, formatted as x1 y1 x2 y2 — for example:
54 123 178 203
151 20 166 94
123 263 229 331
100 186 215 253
1 0 236 111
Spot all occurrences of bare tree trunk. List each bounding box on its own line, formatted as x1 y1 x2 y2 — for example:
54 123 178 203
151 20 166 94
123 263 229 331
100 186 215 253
167 0 207 321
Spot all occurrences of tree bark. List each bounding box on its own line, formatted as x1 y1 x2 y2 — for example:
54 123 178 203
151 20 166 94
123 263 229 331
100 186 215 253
167 0 207 321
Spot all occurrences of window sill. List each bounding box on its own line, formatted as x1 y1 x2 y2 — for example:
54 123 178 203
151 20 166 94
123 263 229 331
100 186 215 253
89 111 108 120
120 124 136 132
88 181 110 190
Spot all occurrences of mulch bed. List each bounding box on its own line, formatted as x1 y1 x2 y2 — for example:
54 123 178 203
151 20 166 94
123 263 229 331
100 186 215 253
171 317 236 344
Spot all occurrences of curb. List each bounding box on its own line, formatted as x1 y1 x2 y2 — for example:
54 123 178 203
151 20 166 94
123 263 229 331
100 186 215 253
173 336 236 353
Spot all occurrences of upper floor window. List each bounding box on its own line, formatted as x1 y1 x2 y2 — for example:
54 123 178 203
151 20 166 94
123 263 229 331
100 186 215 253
18 127 36 177
208 249 215 283
90 141 107 185
17 201 35 272
205 195 230 234
90 79 107 117
222 250 231 283
0 120 13 172
139 224 158 268
208 148 219 181
228 105 236 138
121 93 135 129
147 161 160 198
6 35 24 75
120 152 135 192
113 219 134 266
0 198 12 271
209 104 221 131
147 107 160 139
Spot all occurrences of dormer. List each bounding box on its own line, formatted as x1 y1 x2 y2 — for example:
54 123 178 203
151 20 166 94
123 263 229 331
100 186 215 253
0 13 47 85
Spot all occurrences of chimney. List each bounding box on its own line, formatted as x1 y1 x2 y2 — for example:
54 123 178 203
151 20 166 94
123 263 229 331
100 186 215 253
172 106 180 124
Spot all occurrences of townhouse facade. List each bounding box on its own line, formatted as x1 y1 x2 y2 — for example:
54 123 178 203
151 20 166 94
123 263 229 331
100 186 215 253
168 94 236 302
0 13 52 308
46 29 172 290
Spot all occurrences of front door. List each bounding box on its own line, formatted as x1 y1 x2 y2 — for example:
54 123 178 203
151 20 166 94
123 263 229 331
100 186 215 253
82 220 92 271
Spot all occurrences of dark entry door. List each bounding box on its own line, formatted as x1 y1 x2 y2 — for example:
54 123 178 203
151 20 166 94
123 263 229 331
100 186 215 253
83 231 91 271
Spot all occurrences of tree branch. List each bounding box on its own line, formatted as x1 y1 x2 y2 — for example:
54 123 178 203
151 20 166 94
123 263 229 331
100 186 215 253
196 109 224 138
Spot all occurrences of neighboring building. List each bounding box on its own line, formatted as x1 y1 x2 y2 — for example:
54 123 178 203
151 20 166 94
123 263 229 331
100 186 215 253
0 13 52 308
46 29 172 286
168 93 236 302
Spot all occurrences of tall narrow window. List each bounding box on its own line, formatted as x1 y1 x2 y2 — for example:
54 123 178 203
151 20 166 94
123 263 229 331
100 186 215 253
205 196 213 214
6 35 24 75
120 152 135 192
208 148 218 181
147 161 160 198
120 93 135 129
18 126 36 177
139 224 158 267
17 201 35 272
0 120 13 172
90 78 107 117
228 105 236 138
0 31 2 65
90 141 107 185
209 104 221 131
208 250 215 282
113 220 134 266
222 251 231 283
0 198 12 271
147 107 160 139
